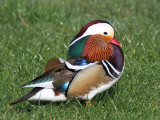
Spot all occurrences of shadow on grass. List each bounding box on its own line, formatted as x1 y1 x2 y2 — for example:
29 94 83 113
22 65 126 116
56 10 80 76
28 87 116 106
93 87 116 101
9 86 117 113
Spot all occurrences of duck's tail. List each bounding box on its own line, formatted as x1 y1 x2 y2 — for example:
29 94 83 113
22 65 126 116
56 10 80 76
10 88 67 106
10 87 43 106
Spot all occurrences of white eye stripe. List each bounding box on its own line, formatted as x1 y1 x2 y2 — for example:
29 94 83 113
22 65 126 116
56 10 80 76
69 23 114 47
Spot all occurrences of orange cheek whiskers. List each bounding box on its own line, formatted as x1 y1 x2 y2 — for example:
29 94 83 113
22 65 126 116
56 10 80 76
82 35 113 62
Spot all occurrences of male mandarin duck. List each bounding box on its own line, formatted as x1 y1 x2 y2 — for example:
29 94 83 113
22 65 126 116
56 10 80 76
10 20 124 106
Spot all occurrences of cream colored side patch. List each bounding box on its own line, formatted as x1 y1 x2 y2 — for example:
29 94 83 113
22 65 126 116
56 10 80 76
67 64 113 98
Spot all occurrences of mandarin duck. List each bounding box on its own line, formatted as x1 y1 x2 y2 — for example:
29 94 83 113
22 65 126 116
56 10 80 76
10 20 124 106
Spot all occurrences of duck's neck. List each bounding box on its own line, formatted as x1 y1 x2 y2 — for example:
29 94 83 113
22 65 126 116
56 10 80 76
108 45 124 72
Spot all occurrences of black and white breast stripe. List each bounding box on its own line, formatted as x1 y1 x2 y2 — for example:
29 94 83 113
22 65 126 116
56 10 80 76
64 61 97 72
102 60 121 78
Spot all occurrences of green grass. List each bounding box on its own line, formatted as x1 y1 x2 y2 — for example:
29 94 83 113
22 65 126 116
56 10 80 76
0 0 160 119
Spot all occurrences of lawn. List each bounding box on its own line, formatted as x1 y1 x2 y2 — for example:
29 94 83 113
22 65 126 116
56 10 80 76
0 0 159 119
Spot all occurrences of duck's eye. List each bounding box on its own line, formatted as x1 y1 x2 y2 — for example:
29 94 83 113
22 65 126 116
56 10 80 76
103 32 108 35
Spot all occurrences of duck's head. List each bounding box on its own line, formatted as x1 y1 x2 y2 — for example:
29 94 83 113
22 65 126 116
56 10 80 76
68 20 122 62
